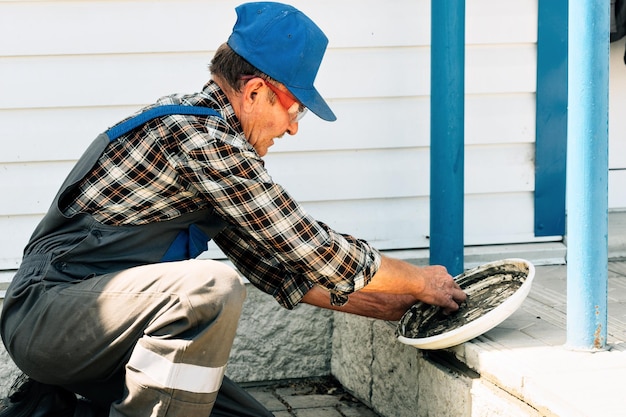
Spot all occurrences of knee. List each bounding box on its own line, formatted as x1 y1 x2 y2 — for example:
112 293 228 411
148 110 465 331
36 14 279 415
184 260 247 320
213 262 246 311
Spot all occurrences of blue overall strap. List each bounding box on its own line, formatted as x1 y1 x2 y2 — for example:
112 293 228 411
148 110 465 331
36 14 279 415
106 105 222 141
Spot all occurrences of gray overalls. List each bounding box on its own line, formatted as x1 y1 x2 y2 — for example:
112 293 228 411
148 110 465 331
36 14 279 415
1 106 272 417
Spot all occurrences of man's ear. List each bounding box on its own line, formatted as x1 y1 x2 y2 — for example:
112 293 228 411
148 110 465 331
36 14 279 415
241 77 265 112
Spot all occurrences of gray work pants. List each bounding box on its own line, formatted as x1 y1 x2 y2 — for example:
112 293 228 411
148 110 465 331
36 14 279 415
2 259 271 416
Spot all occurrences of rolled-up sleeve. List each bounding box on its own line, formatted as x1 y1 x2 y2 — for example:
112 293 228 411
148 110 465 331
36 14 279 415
214 220 381 309
178 126 381 308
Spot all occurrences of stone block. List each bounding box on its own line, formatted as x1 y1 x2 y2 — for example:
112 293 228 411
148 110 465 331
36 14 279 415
274 390 339 409
415 355 472 417
293 407 343 417
0 342 20 397
226 284 333 383
245 387 288 412
0 301 21 397
330 312 375 403
470 379 544 417
370 320 421 417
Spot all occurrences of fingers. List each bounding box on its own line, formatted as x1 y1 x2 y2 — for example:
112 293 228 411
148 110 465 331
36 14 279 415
441 288 467 314
422 265 467 313
452 287 467 304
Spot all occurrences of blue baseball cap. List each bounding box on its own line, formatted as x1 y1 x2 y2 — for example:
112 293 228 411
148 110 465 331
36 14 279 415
227 2 337 122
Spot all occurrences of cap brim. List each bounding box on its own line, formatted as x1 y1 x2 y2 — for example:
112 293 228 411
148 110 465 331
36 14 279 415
288 85 336 122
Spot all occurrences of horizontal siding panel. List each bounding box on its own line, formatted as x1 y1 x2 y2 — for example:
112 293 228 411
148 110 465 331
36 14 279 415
464 192 559 245
301 197 431 250
466 0 537 44
0 162 71 216
317 44 537 98
465 93 536 145
280 93 536 153
465 44 537 94
464 143 535 194
0 48 430 108
610 42 626 170
0 0 538 57
303 193 553 249
303 0 444 49
309 0 431 48
610 170 626 209
1 44 536 110
285 98 431 152
0 271 12 298
0 53 214 110
321 47 430 99
0 0 431 56
267 143 534 201
267 149 430 202
0 0 236 57
0 215 40 270
320 0 543 48
0 106 139 163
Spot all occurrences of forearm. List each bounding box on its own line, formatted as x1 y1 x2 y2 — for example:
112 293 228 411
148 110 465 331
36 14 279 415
301 285 416 321
362 255 465 311
301 255 466 320
358 255 426 296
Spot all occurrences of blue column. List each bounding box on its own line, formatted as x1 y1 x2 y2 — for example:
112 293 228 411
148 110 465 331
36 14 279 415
534 0 568 237
430 0 465 276
566 0 609 350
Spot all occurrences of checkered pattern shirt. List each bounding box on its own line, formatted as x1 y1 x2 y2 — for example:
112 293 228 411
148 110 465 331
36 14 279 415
63 81 381 309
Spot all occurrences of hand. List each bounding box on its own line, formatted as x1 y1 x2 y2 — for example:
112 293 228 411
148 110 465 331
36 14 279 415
417 265 467 314
343 256 468 316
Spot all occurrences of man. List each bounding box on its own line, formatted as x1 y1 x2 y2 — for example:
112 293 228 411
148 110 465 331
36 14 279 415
0 2 466 416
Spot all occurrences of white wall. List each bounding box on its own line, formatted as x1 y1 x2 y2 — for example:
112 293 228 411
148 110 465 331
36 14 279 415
2 0 623 276
610 41 626 208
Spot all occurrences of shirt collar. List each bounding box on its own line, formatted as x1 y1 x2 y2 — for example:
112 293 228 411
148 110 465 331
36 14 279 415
202 80 242 134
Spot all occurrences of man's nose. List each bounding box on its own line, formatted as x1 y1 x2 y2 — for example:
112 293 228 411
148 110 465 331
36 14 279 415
286 121 299 136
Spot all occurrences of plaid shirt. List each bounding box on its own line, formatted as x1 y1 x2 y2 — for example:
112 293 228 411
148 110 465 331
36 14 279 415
64 81 381 309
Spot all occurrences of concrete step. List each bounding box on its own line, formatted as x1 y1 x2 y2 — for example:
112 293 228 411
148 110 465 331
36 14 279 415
332 261 626 417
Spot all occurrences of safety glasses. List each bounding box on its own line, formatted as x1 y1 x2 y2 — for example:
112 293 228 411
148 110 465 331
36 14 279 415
241 75 308 122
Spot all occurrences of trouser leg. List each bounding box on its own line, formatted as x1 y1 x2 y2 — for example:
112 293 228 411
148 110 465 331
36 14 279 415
210 377 275 417
2 259 246 417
